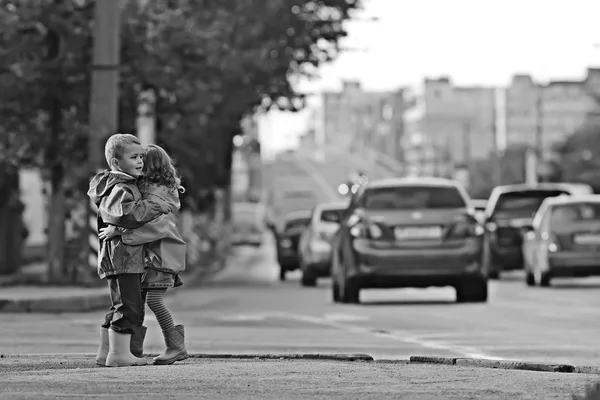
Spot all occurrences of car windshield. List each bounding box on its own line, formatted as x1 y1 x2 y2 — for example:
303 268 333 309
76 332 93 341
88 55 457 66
284 218 311 233
363 185 466 210
550 202 600 226
494 190 568 218
320 209 345 224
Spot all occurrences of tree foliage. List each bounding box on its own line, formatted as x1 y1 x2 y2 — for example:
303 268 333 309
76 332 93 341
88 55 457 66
0 0 362 281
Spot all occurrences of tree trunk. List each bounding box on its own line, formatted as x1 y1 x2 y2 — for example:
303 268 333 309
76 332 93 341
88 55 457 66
46 98 67 284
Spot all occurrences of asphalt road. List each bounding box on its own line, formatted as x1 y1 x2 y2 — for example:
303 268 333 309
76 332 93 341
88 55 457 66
1 232 599 367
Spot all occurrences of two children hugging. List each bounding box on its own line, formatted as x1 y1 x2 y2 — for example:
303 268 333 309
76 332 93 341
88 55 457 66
87 133 188 367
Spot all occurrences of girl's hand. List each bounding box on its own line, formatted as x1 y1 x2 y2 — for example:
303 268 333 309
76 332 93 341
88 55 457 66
99 225 122 241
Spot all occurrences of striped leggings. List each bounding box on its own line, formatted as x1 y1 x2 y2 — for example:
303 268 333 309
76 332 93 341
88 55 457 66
143 289 174 331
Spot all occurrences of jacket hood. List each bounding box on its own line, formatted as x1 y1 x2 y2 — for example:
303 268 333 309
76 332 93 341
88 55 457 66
87 170 137 205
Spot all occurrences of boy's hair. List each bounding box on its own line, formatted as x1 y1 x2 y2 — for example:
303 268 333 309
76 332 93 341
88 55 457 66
104 134 141 166
142 144 185 192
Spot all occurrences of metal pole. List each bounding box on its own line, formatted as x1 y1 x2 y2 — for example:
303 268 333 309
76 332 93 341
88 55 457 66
88 0 122 272
534 88 544 183
136 88 156 146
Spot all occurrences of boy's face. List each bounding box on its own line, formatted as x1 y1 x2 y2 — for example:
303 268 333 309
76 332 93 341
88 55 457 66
112 143 144 177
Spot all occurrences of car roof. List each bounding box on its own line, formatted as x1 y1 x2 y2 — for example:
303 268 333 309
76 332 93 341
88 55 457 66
366 176 459 189
492 182 592 194
283 210 312 221
544 194 600 206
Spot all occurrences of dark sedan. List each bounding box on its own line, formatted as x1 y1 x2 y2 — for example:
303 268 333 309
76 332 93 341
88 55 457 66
331 177 488 304
276 210 312 281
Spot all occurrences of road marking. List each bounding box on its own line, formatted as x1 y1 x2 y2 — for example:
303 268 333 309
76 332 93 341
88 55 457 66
267 312 503 360
322 313 370 322
215 314 268 322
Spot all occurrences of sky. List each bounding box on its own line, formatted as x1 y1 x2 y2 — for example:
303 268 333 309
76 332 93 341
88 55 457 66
258 0 600 157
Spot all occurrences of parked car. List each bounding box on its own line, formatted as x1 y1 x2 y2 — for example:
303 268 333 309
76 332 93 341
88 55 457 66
483 183 593 279
330 177 487 304
276 210 312 281
231 201 267 247
297 200 349 287
522 195 600 287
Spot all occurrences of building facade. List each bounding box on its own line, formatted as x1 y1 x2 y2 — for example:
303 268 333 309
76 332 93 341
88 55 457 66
505 68 600 153
319 80 405 162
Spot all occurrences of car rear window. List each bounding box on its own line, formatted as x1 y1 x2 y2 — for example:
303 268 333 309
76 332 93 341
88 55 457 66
494 190 567 216
362 185 466 210
550 202 600 225
284 218 311 232
320 209 344 224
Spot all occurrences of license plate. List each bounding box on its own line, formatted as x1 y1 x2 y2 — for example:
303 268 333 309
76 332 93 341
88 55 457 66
394 226 442 240
573 233 600 245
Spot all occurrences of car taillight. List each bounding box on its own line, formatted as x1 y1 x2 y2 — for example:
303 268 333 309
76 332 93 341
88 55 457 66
449 220 484 238
349 221 385 239
541 232 559 252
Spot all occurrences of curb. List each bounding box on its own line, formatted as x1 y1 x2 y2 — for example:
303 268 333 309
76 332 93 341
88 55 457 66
2 353 598 374
0 293 110 313
0 353 374 362
409 356 600 375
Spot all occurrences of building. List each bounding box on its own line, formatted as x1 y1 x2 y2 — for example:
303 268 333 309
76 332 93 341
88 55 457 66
505 68 600 153
404 77 497 171
318 80 405 162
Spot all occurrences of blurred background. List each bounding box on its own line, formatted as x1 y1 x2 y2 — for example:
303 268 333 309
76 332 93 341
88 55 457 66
1 0 600 286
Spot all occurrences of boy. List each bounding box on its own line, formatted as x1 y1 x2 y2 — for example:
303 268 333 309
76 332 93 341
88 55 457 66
87 133 170 367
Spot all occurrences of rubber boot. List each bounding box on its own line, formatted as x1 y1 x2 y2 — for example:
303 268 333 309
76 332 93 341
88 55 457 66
105 329 149 367
153 325 189 365
130 326 147 358
95 327 109 366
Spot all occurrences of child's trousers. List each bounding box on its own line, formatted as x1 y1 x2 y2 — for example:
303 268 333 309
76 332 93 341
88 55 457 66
101 273 144 334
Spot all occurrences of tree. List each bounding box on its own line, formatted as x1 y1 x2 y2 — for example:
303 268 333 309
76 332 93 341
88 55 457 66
0 0 362 283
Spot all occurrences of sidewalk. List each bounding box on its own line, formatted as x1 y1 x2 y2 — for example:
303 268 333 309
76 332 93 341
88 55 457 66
1 354 598 399
0 257 226 313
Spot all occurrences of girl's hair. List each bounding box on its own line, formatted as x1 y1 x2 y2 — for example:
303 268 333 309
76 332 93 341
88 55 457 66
142 144 185 192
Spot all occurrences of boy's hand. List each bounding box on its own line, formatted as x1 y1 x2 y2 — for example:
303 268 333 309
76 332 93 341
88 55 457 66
159 203 172 214
99 225 122 241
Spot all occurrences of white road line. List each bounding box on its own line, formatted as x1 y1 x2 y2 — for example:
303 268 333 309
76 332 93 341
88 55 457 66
267 311 504 360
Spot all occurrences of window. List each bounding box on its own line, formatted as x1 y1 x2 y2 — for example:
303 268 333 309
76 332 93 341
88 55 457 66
550 202 600 226
284 218 311 233
494 190 568 218
320 209 345 224
362 185 466 210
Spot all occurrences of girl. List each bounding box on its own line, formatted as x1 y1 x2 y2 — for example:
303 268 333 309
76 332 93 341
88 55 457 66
99 144 188 365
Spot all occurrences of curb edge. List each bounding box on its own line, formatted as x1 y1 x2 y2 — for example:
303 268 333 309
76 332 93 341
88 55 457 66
409 356 600 375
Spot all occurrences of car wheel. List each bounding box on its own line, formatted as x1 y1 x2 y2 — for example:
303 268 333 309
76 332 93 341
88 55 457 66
525 271 535 286
340 278 360 304
301 270 317 287
332 280 341 303
456 277 488 303
279 267 286 281
488 269 500 280
540 272 552 287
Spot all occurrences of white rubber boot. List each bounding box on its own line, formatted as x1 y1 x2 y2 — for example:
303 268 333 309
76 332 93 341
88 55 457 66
95 327 109 366
105 329 149 367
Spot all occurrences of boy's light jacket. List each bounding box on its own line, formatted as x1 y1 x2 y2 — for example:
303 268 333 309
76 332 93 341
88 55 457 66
122 182 187 275
87 171 165 279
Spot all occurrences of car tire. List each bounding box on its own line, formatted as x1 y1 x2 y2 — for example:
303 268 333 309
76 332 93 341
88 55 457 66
456 277 488 303
279 267 286 281
340 278 360 304
525 271 535 286
301 270 317 287
540 272 552 287
332 281 341 303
